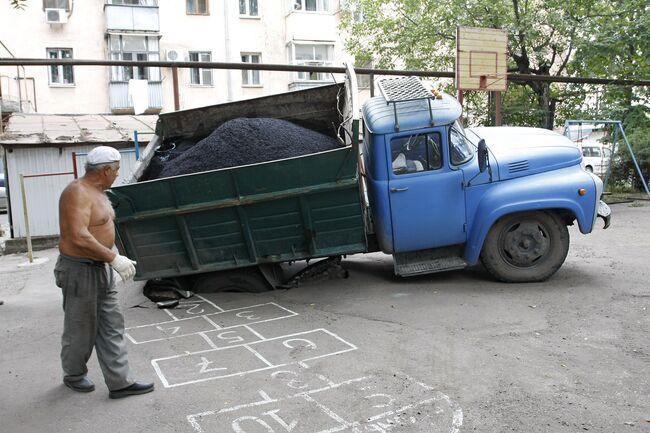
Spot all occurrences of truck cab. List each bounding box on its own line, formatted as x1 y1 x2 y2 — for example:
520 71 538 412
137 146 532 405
361 77 610 282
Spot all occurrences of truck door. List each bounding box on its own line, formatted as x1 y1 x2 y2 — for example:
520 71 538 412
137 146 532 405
388 129 467 252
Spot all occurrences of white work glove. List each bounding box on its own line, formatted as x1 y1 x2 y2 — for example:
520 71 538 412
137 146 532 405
110 254 137 281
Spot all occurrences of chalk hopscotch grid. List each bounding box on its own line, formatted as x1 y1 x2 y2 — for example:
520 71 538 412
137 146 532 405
186 374 464 433
187 377 369 433
163 294 226 321
125 302 299 344
151 328 359 388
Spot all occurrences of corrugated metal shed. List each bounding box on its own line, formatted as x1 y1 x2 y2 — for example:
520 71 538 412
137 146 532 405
0 113 157 239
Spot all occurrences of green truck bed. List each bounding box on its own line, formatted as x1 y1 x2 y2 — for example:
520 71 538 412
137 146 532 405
109 75 368 281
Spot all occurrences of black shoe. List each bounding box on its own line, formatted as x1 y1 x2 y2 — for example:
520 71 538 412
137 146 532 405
109 381 154 399
64 377 95 393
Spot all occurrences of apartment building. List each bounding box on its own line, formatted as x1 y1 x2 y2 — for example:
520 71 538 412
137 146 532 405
0 0 348 115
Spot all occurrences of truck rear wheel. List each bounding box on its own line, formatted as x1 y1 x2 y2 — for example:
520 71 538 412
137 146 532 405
480 211 569 283
191 267 272 293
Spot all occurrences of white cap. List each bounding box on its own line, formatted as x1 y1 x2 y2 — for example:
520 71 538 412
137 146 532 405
86 146 121 165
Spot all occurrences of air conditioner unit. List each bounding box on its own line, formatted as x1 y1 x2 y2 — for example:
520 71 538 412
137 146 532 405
165 48 184 62
45 8 67 24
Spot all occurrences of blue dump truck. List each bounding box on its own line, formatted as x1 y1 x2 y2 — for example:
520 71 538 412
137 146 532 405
109 66 610 290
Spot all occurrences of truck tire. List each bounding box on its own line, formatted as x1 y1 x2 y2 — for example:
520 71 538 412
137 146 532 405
480 211 569 283
191 267 272 293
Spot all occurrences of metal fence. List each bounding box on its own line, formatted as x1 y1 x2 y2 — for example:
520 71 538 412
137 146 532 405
1 58 649 197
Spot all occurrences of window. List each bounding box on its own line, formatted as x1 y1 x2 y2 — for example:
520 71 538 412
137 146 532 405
189 52 213 86
241 53 261 86
291 0 329 11
109 35 161 82
43 0 69 10
391 133 442 175
186 0 208 15
289 43 334 81
449 121 474 165
47 48 74 85
239 0 258 16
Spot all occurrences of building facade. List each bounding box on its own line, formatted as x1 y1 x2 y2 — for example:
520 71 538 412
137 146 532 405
0 0 349 115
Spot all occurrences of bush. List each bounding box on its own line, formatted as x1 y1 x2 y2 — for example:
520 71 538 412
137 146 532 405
609 105 650 192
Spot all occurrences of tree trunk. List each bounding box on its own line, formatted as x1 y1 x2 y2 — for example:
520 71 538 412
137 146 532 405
537 82 553 130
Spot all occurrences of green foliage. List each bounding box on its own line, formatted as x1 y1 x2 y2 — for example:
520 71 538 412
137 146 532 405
609 106 650 191
10 0 27 9
341 0 650 132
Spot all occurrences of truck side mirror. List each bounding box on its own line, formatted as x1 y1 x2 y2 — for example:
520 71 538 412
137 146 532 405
478 139 488 172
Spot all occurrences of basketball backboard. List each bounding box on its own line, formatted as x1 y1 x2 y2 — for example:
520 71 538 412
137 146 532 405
456 26 508 91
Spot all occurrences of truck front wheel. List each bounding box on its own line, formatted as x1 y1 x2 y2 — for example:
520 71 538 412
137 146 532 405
480 211 569 283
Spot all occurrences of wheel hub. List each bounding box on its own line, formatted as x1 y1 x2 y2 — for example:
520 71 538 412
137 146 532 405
501 221 550 267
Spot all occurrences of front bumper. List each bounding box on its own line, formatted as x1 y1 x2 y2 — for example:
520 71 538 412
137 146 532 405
597 200 611 229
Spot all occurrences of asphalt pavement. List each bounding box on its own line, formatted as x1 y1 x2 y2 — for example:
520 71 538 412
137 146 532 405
0 202 648 433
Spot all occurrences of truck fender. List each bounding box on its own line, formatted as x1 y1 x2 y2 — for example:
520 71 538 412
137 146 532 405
464 176 596 265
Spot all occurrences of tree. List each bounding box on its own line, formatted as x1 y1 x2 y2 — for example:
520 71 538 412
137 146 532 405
566 0 650 189
9 0 27 8
340 0 648 130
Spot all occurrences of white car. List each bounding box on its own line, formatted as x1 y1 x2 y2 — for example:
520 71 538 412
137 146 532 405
0 167 6 213
581 144 611 177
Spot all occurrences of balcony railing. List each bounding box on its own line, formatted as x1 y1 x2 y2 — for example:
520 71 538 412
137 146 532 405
109 81 162 113
288 61 336 90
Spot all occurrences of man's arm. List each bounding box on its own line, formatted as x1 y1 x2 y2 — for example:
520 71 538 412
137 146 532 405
59 184 116 262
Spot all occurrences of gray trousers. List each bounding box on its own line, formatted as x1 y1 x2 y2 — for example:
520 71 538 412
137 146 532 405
54 254 133 391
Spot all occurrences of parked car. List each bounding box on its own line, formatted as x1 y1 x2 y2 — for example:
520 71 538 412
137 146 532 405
581 144 611 177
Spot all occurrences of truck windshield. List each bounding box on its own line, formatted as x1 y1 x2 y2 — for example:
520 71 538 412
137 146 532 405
449 121 474 165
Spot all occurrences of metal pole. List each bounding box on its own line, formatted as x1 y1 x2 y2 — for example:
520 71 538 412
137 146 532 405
495 91 502 126
457 90 464 125
134 130 139 160
19 174 33 263
2 58 650 86
618 122 650 198
16 66 22 113
602 124 618 192
172 66 180 111
72 151 78 179
618 122 650 197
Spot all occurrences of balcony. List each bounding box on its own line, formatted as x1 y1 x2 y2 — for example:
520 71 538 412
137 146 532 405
109 81 162 113
287 61 336 91
285 9 337 41
104 1 159 33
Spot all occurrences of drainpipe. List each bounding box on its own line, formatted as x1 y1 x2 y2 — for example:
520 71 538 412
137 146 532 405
223 0 233 101
16 67 22 112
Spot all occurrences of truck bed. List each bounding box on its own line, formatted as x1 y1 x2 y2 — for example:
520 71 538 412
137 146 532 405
109 81 367 281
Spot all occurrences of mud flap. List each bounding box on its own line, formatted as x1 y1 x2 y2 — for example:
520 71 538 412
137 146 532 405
597 200 611 229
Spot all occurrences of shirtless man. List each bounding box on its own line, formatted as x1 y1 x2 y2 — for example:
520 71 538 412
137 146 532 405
55 146 153 399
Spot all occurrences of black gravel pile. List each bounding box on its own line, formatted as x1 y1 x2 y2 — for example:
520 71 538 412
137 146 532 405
152 118 341 179
140 139 194 181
